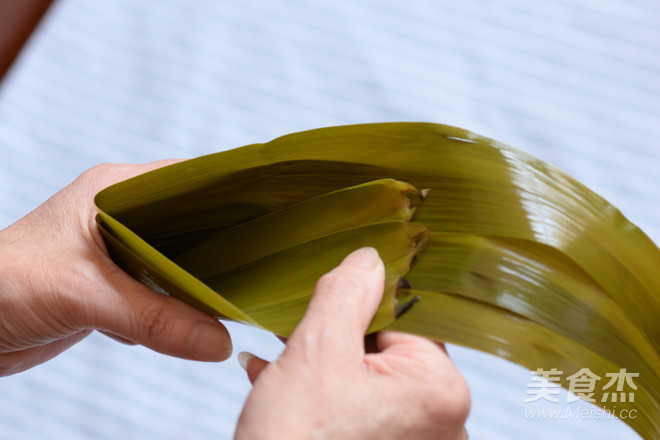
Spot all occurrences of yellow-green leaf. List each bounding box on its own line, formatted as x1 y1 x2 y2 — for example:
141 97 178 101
95 122 660 438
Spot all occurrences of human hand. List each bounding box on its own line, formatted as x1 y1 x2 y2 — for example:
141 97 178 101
0 161 231 376
234 248 470 440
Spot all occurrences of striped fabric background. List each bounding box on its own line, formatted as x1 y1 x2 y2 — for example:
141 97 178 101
1 1 658 439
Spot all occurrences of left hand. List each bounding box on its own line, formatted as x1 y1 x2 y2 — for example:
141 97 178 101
0 161 233 376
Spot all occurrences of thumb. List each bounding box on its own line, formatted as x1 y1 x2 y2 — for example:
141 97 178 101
84 267 232 362
287 247 385 363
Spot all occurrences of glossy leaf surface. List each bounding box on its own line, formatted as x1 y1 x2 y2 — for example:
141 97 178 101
95 123 659 438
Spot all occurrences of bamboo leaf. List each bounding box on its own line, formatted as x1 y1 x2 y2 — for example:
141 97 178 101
95 122 660 438
174 178 423 279
201 221 427 334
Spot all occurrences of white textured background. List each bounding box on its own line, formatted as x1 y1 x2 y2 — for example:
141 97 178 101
1 1 658 439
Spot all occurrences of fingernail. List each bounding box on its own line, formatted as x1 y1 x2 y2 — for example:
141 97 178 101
189 322 232 362
347 247 380 270
238 351 254 371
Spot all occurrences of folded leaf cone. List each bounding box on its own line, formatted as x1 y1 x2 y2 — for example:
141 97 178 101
95 123 660 439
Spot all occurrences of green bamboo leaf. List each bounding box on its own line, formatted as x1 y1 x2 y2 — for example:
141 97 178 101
95 122 660 438
202 221 427 335
96 210 258 325
410 234 659 376
401 234 659 434
387 289 660 438
174 178 424 279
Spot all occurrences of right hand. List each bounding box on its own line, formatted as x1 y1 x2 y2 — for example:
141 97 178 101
235 247 470 439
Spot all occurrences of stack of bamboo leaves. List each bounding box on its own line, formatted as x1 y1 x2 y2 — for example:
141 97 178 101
95 123 659 439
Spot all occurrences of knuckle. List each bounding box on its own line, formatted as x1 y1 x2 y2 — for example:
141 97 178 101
138 302 171 344
427 372 471 425
315 269 367 295
70 163 118 196
78 163 117 181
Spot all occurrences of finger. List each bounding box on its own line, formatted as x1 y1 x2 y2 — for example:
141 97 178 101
287 247 385 362
108 159 186 185
72 159 188 245
83 159 186 193
376 331 450 362
238 352 270 385
376 330 441 351
81 266 232 362
99 330 138 346
0 331 91 377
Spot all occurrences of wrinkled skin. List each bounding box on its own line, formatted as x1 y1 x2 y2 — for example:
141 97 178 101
0 161 232 376
235 248 470 440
